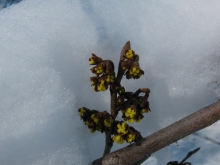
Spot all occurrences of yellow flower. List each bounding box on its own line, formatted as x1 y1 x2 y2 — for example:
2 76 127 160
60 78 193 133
91 65 104 75
106 74 115 83
117 122 128 134
126 133 136 143
91 114 99 124
95 66 103 74
78 108 86 116
104 116 113 127
84 119 96 127
125 106 136 118
113 134 125 144
97 83 107 91
125 49 135 59
129 66 140 76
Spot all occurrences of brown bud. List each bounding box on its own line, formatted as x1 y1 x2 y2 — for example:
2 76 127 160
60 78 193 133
121 60 133 71
125 71 133 79
90 76 99 85
105 60 114 74
134 54 139 62
89 54 103 65
118 86 125 95
117 95 124 105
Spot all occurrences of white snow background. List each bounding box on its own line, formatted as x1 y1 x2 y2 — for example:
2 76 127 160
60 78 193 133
0 0 220 165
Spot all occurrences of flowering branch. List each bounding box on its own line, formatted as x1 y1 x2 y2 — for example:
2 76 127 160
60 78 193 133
89 42 220 165
78 41 152 162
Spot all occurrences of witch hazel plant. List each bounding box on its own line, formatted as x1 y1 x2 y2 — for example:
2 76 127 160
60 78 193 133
78 41 151 156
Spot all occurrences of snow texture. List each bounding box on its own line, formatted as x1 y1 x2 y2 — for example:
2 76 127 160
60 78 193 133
0 0 220 164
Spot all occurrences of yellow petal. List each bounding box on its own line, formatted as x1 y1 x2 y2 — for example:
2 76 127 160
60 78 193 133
89 58 96 65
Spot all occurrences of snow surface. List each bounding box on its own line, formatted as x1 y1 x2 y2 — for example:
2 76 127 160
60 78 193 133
0 0 220 164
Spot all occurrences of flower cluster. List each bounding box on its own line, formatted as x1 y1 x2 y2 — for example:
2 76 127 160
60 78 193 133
116 88 151 123
78 107 114 133
78 42 152 146
112 121 142 144
89 54 115 92
121 49 144 79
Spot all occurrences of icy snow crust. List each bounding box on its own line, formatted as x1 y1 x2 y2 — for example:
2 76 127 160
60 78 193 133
0 0 220 164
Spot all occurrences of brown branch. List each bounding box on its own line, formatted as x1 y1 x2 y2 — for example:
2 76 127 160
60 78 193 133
103 127 114 156
132 88 150 98
99 100 220 165
102 41 131 158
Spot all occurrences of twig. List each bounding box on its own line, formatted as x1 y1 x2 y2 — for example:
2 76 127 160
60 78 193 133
193 132 220 146
167 147 200 165
179 147 200 164
100 100 220 165
102 41 131 158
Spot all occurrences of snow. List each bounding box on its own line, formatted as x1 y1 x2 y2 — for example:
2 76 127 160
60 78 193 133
0 0 220 164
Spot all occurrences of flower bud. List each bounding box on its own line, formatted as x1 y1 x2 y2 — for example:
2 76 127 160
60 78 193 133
97 78 108 91
121 60 133 71
113 134 125 144
91 113 100 124
84 118 96 128
90 76 99 85
89 127 96 133
140 101 151 114
89 54 103 65
134 114 144 123
105 60 114 74
125 71 133 79
102 111 114 127
118 86 125 95
78 107 90 117
104 116 114 127
125 118 135 123
138 96 147 107
92 85 98 92
117 95 124 105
